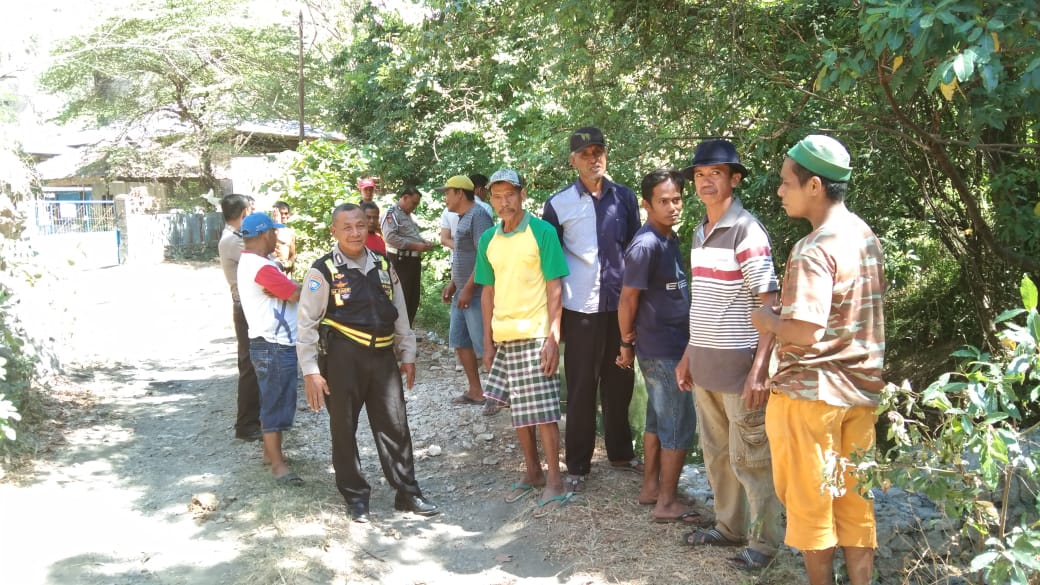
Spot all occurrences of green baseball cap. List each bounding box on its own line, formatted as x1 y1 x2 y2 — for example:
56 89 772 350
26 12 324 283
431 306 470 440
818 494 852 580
787 135 852 182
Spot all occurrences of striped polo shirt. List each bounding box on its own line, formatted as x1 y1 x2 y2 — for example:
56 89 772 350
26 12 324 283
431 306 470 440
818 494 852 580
687 197 778 393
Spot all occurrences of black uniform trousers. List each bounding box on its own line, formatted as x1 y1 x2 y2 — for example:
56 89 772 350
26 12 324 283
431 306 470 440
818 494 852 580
388 254 421 326
232 301 261 437
324 334 422 505
563 308 636 476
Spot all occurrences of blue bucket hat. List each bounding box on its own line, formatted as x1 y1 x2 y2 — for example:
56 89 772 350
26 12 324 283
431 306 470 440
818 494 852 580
681 139 749 180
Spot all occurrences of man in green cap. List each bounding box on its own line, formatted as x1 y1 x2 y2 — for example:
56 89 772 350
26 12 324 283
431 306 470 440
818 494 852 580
751 134 886 585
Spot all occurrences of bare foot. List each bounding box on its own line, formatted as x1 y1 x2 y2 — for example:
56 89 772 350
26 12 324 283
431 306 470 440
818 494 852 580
652 501 692 520
638 486 659 505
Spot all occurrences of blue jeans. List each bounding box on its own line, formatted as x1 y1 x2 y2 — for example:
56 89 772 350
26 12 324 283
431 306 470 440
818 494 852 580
640 357 696 450
448 289 484 357
248 338 298 433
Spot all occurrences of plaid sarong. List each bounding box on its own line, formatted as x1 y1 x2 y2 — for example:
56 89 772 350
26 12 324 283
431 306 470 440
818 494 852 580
484 338 561 428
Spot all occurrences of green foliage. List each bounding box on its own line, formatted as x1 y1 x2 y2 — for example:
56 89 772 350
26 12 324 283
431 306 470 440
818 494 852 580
260 140 375 271
39 0 320 193
0 121 43 455
260 139 452 290
866 275 1040 584
316 0 1040 359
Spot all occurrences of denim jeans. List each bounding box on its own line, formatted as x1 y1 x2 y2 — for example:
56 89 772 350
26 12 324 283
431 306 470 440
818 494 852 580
639 357 696 450
448 289 484 356
248 338 298 433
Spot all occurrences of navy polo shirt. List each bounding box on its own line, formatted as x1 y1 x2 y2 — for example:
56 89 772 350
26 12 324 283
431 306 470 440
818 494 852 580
542 178 640 313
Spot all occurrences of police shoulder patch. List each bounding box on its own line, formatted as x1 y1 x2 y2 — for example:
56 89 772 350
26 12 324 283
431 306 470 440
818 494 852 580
308 278 322 291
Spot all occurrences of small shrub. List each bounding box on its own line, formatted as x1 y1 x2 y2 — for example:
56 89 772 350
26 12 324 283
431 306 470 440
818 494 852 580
862 275 1040 585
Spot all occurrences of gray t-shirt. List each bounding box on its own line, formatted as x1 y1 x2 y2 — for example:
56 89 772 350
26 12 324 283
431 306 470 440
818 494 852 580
217 225 244 302
451 203 494 289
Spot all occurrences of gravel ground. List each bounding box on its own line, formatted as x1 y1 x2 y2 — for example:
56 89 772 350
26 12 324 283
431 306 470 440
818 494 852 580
0 260 876 584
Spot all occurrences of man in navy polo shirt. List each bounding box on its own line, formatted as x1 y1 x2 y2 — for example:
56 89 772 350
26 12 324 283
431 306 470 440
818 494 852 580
543 126 642 494
616 169 699 524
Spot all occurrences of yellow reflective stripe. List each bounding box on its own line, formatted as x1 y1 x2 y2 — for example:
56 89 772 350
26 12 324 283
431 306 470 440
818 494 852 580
325 258 344 306
321 319 394 348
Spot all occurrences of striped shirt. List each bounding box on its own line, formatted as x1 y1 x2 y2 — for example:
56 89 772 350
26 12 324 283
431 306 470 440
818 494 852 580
687 197 778 393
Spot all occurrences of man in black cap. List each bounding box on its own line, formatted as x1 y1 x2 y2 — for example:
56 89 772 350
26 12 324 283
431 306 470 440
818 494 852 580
543 126 642 494
674 139 783 570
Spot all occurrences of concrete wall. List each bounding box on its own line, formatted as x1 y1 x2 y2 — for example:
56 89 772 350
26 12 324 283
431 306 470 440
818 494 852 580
116 196 223 264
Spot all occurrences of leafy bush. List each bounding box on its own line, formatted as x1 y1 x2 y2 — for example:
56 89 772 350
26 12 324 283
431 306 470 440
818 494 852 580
866 275 1040 584
261 139 455 333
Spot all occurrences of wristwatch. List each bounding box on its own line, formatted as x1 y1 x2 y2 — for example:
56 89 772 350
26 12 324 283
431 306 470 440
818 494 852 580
619 340 635 349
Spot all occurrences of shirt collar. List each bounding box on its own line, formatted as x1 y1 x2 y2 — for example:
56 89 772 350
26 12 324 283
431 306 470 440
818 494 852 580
331 245 375 271
699 196 746 231
573 178 617 199
496 210 532 236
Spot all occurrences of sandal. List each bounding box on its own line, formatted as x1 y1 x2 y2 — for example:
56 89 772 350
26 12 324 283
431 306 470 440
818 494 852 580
482 402 502 416
729 548 774 570
680 528 741 547
564 474 586 494
505 482 537 503
610 459 645 473
532 492 574 518
652 511 712 525
451 394 486 405
274 472 305 487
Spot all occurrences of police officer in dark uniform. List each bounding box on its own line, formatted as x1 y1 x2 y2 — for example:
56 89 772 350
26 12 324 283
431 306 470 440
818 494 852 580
297 203 438 523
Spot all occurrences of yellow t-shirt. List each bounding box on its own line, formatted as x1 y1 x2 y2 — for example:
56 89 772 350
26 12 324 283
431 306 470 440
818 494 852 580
474 212 569 342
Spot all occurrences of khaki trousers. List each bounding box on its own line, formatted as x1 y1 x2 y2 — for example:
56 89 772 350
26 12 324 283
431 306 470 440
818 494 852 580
694 385 784 556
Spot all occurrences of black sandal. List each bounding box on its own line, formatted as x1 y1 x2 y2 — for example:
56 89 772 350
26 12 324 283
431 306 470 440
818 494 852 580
680 528 741 547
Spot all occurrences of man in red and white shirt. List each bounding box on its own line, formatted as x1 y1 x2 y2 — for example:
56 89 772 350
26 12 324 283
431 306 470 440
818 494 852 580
237 212 303 485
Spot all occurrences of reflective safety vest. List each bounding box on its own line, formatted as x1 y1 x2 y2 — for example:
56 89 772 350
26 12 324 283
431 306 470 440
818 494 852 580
314 251 398 348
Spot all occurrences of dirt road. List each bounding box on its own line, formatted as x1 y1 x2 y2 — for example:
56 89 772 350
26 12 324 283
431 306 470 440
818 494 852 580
1 261 757 585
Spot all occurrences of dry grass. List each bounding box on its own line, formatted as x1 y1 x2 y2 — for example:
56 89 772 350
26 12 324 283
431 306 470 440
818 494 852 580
534 459 806 585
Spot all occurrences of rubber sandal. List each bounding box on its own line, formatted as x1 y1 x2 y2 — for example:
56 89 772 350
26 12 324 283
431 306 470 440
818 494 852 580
610 459 645 473
564 474 586 493
532 492 574 518
652 511 712 525
275 472 305 487
451 394 486 405
505 482 536 503
729 548 774 570
680 528 741 547
482 402 502 416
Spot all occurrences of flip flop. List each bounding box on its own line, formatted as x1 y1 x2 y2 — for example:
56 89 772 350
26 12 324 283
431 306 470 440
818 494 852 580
680 528 741 547
652 511 712 525
610 459 645 473
275 472 305 487
451 394 486 406
482 402 502 416
504 482 536 503
729 548 774 570
532 492 574 518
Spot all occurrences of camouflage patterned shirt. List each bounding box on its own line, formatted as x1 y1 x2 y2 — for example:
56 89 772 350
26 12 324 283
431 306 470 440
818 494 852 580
772 211 886 407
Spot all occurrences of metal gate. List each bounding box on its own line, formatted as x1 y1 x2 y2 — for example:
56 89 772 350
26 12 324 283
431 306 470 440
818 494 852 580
29 200 120 268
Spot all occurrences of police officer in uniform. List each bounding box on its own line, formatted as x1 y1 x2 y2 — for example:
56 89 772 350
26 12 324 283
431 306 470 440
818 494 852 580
297 203 438 523
381 186 437 325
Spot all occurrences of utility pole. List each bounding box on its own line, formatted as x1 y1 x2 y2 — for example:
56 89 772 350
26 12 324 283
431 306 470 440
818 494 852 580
297 9 305 143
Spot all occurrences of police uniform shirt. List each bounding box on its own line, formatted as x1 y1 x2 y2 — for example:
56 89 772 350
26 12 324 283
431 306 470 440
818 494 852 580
296 245 417 376
381 203 427 254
